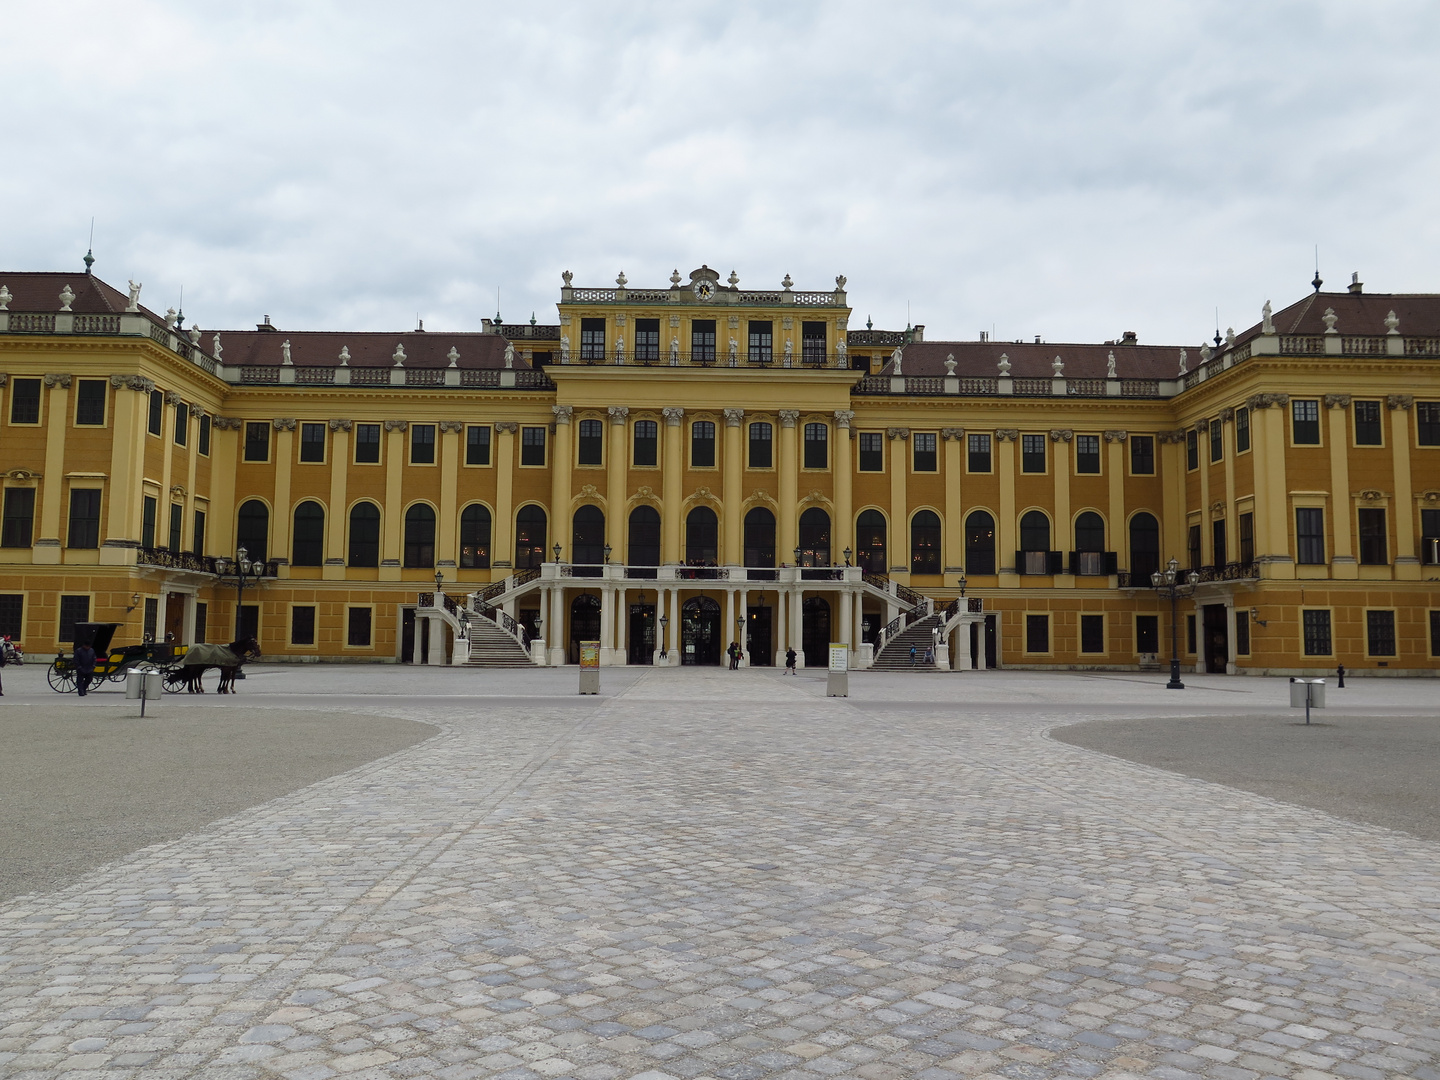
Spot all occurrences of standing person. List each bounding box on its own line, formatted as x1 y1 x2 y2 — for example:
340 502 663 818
785 646 797 674
909 644 917 666
73 639 97 697
0 635 8 696
729 641 740 670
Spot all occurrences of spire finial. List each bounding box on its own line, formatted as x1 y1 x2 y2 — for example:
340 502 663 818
1312 245 1323 292
84 217 94 273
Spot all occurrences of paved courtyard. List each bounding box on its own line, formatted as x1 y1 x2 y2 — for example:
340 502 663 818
1 665 1438 1080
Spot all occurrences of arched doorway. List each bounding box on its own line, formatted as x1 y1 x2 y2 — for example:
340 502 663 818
568 593 601 664
802 596 831 668
515 505 547 569
681 595 721 665
855 509 886 573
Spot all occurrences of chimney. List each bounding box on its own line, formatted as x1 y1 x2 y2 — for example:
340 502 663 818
1348 272 1363 294
256 315 278 332
1034 335 1041 344
979 331 988 342
1121 330 1138 345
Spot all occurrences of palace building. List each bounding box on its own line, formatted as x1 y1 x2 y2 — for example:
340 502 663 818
1 262 1438 674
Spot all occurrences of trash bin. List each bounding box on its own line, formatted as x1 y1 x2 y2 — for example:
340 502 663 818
1289 678 1326 709
125 669 163 703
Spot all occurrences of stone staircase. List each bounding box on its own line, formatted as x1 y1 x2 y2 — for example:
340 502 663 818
464 616 536 667
871 614 944 670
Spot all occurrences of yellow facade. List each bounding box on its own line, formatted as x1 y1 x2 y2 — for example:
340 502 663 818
1 266 1437 674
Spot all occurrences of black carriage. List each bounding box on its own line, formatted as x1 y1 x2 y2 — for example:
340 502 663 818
47 623 187 693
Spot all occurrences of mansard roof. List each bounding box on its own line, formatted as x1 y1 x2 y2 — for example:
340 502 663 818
0 270 170 330
215 328 516 370
879 340 1185 381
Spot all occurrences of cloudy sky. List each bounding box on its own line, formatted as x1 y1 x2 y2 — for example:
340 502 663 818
4 1 1439 346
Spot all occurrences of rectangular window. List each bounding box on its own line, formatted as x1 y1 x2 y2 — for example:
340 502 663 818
141 495 157 549
75 379 107 426
1296 507 1325 564
748 321 774 364
912 432 937 472
198 414 211 456
59 595 90 642
0 594 22 641
9 378 41 424
634 420 658 466
1239 511 1254 564
577 418 603 466
1129 434 1154 474
803 423 828 469
691 420 716 467
1209 419 1223 462
1358 507 1388 564
801 321 827 364
635 318 660 362
1418 402 1440 446
1186 429 1199 470
521 426 546 466
167 503 182 551
1186 614 1196 654
355 423 381 463
142 597 158 641
173 402 188 445
148 389 163 436
300 422 326 462
1136 614 1158 653
1432 610 1440 657
1235 406 1250 452
195 602 207 644
1080 614 1104 654
1025 614 1050 654
1212 519 1227 567
466 425 491 465
1021 434 1046 473
691 319 716 362
1292 399 1320 444
859 432 883 472
1 488 35 547
1187 523 1201 569
1423 508 1440 566
67 489 100 549
238 604 259 643
580 317 605 360
193 509 206 555
1354 400 1383 445
244 421 270 462
290 605 316 646
348 607 373 647
1235 610 1250 656
968 433 992 473
1075 434 1100 474
410 424 436 465
748 422 772 468
1303 609 1332 655
1366 610 1396 657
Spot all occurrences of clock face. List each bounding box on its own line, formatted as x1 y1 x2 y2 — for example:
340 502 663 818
692 280 715 301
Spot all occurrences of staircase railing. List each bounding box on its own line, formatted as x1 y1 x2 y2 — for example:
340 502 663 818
474 604 529 650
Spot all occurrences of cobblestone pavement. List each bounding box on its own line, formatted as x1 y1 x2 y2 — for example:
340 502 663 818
2 667 1439 1080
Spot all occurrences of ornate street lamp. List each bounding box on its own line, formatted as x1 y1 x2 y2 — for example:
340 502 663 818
843 546 852 566
604 543 613 565
215 545 261 640
553 542 562 563
957 573 968 598
1151 557 1200 689
793 545 802 567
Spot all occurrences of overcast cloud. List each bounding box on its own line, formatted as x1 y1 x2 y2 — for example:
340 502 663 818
3 1 1439 346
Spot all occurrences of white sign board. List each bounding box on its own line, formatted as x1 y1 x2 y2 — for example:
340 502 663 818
828 643 848 672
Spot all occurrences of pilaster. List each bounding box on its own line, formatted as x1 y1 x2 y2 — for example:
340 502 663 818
438 420 463 571
661 407 683 564
607 407 628 555
887 428 909 573
778 410 799 557
941 428 964 574
1389 395 1419 578
325 420 351 579
996 429 1018 584
271 418 296 574
1051 429 1073 587
1104 431 1126 573
723 408 744 564
381 420 406 579
551 405 573 560
1325 397 1356 576
35 375 69 563
833 410 853 560
493 422 517 568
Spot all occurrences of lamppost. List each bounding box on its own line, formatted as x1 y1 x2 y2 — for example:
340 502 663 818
604 543 613 565
434 568 444 595
215 546 262 639
553 542 562 563
957 573 968 598
843 547 852 567
659 613 669 661
1151 557 1199 689
793 545 802 567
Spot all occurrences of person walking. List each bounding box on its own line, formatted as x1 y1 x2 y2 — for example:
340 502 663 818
785 646 797 674
0 635 8 696
73 639 97 697
909 644 917 667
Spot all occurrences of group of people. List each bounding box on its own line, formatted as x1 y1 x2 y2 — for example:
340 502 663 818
0 635 23 695
725 640 804 675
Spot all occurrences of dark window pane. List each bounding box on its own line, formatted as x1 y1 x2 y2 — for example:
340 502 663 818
1235 407 1250 452
348 502 380 567
1354 400 1382 445
411 424 436 464
1136 615 1158 653
1 488 35 548
1209 420 1222 462
244 421 270 461
173 402 188 445
292 501 325 566
571 504 605 564
577 419 603 465
1212 519 1226 567
691 421 715 467
148 389 163 435
141 495 157 549
1296 507 1325 564
1303 609 1332 655
910 510 941 574
1235 609 1250 655
237 499 269 563
143 597 158 641
742 507 774 568
1080 614 1104 653
1366 610 1396 656
580 318 605 360
67 489 100 548
1025 614 1049 653
168 503 182 551
1187 523 1202 569
1417 402 1440 446
912 432 936 472
801 321 826 364
803 423 827 469
748 422 772 468
635 319 660 362
965 511 995 575
348 607 372 647
1292 399 1320 444
460 505 491 568
1129 513 1160 579
748 321 773 363
59 595 90 642
1186 429 1198 470
9 378 40 424
520 426 545 466
685 506 717 565
466 425 491 465
855 509 885 572
291 605 316 645
198 414 211 455
0 593 27 638
634 420 657 466
193 509 206 555
300 422 326 462
1076 434 1100 473
1074 512 1105 553
859 431 883 471
403 504 436 567
1020 510 1050 553
1239 512 1254 564
75 380 107 425
1358 507 1388 564
968 433 992 473
798 508 830 566
515 505 547 569
1022 434 1046 473
691 319 716 362
630 506 662 567
1130 435 1154 474
355 423 381 463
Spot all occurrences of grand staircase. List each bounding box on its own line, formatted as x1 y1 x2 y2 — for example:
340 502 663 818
463 616 535 667
871 614 945 670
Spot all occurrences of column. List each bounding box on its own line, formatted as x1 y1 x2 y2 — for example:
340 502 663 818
103 378 144 561
833 410 854 560
724 588 735 661
1262 398 1293 578
1196 422 1211 565
599 583 614 660
1052 429 1073 586
437 420 462 575
551 405 573 560
1160 431 1185 564
778 411 799 557
607 407 629 555
1325 397 1355 577
493 423 517 568
996 429 1018 582
851 588 864 664
182 404 200 551
661 407 684 564
550 583 566 666
774 587 786 667
325 419 351 580
1104 431 1126 575
941 428 964 574
838 589 851 646
35 374 69 563
208 417 239 557
271 418 296 572
723 408 744 564
668 586 680 664
1390 395 1419 578
1221 410 1237 568
887 428 909 574
381 420 406 579
792 587 805 667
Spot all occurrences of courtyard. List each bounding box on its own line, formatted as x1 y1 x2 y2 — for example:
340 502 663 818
0 664 1437 1080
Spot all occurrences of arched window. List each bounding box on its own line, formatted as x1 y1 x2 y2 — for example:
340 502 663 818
629 506 660 568
965 510 995 575
292 501 324 566
1020 510 1051 552
572 505 605 565
744 507 775 567
236 500 269 563
1130 512 1161 579
1075 511 1105 552
460 505 491 568
910 510 941 575
686 506 718 565
856 509 886 573
515 505 547 569
403 504 436 568
348 502 380 567
798 507 830 566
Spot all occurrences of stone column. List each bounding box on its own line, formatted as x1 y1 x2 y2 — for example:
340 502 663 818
271 418 296 573
1104 431 1127 576
438 420 462 575
723 408 744 564
833 410 854 560
668 586 680 665
599 583 614 660
1159 430 1186 566
792 587 805 668
1324 397 1355 577
103 377 149 561
774 587 786 667
887 428 909 575
852 587 864 664
996 430 1019 583
493 423 517 569
1389 395 1419 578
778 410 799 558
551 405 573 561
1196 421 1212 565
662 407 684 564
35 374 70 563
942 428 964 574
550 584 566 666
326 420 352 580
724 588 735 663
1051 429 1073 586
607 407 629 556
381 420 407 579
207 416 239 558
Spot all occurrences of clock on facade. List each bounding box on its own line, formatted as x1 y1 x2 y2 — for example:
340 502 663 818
692 280 715 301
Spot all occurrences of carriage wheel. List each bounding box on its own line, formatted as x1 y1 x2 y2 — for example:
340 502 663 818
162 669 189 694
107 666 130 683
47 662 78 694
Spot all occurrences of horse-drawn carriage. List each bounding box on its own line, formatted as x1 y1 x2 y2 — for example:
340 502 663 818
47 623 260 694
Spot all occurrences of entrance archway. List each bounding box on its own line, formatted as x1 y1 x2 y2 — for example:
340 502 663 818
802 595 831 668
681 595 722 665
568 593 601 664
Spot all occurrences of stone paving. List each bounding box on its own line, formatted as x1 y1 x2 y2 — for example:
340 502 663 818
2 666 1439 1080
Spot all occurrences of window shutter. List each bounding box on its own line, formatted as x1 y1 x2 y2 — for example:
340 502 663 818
1014 550 1025 575
1067 551 1079 575
1104 551 1118 575
1048 550 1065 575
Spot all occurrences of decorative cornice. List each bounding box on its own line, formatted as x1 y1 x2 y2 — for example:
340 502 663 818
940 427 965 440
608 406 630 425
1157 429 1187 444
1355 489 1388 502
44 372 72 389
635 484 655 499
273 418 297 432
1210 500 1226 514
328 419 353 432
1049 429 1073 442
3 468 41 483
1246 392 1289 409
110 373 154 393
1420 490 1440 504
494 421 518 434
778 410 800 428
1323 394 1351 409
994 428 1019 442
723 408 745 427
383 419 409 432
212 416 244 431
1387 394 1413 411
833 409 854 429
1193 419 1209 432
0 374 8 388
171 484 187 498
1217 407 1234 423
1103 429 1128 442
438 420 465 434
165 390 185 407
552 405 573 424
189 403 207 419
886 427 910 440
662 407 684 426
